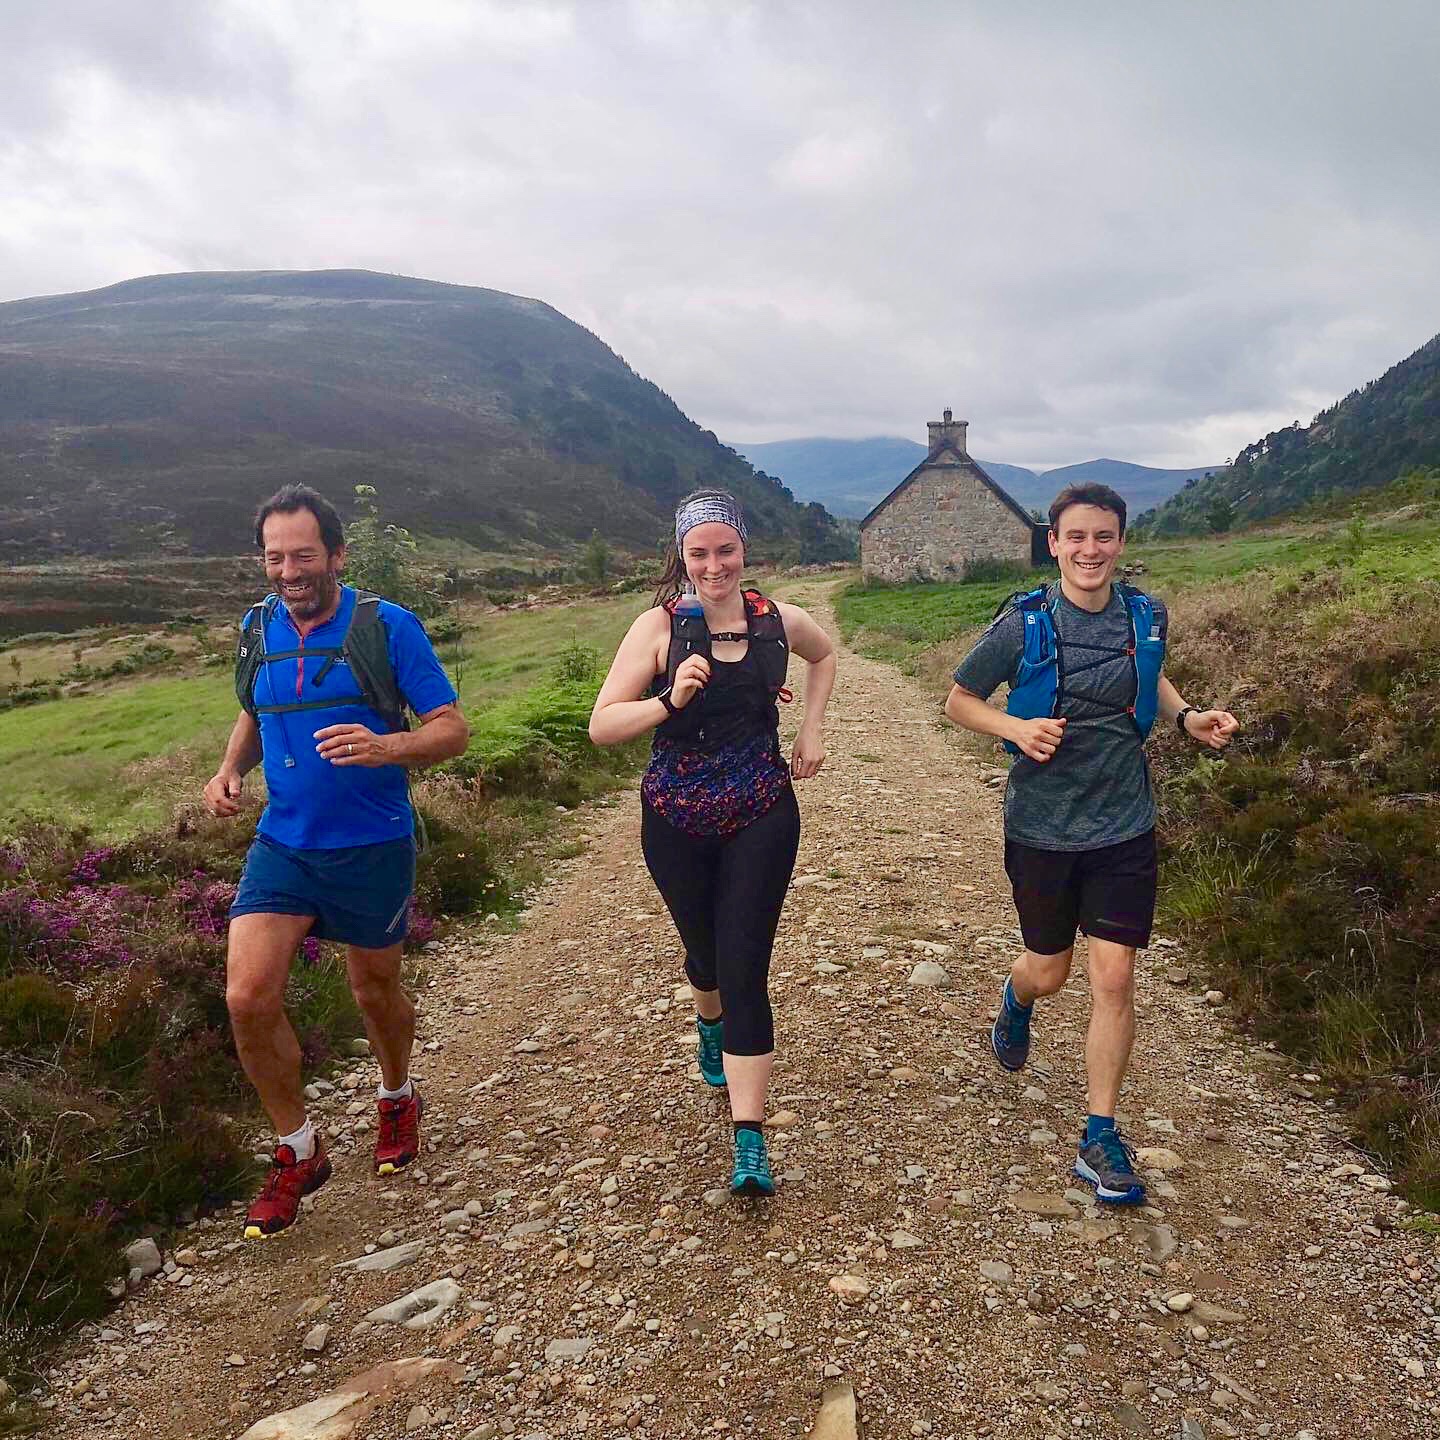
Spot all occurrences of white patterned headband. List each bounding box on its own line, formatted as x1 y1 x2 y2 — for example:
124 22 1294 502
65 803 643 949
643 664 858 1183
675 494 748 548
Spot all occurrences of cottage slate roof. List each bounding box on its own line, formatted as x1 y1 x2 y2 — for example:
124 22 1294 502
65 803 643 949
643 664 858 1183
859 441 1038 532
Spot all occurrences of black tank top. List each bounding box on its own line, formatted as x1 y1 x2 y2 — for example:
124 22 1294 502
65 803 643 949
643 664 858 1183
652 650 777 753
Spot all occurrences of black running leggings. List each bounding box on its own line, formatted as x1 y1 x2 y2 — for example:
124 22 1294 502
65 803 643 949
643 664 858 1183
640 788 801 1056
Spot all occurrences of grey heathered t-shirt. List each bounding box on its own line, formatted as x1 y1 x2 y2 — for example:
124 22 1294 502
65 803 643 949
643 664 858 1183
952 583 1168 852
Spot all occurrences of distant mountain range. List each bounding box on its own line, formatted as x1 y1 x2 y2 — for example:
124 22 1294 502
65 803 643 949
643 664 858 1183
1139 331 1440 534
732 437 1220 520
0 270 849 563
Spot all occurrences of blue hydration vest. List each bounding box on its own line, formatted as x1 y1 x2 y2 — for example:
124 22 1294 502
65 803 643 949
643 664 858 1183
1000 583 1164 757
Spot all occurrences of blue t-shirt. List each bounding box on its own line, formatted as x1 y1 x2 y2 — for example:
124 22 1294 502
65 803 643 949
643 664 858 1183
245 586 458 850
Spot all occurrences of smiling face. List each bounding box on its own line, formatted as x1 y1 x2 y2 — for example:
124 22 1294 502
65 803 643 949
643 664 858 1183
1048 502 1125 599
681 521 745 604
261 507 346 624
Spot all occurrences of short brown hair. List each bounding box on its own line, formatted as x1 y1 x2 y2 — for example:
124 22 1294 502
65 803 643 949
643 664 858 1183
254 485 345 554
1048 483 1127 537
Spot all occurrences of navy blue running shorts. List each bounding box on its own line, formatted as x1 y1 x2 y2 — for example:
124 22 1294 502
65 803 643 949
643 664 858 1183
230 834 416 949
1003 829 1157 954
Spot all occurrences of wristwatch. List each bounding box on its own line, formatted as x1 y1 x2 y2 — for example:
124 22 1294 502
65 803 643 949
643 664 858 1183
1175 706 1199 735
656 686 678 717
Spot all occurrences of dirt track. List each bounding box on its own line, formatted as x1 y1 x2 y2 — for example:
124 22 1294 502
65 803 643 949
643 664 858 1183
47 590 1440 1439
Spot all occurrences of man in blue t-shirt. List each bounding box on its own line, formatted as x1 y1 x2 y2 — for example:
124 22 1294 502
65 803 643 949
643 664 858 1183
203 485 468 1238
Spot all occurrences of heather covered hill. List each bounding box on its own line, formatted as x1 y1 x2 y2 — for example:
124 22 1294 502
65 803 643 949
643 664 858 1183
1139 330 1440 534
0 270 848 563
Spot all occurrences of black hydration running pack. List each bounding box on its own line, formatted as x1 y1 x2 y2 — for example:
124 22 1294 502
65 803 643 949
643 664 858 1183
234 590 409 733
655 587 792 743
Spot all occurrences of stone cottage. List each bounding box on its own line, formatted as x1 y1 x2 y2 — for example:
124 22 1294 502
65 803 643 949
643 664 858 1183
860 410 1043 582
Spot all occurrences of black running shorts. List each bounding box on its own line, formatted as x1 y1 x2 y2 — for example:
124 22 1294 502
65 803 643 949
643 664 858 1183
1003 829 1157 954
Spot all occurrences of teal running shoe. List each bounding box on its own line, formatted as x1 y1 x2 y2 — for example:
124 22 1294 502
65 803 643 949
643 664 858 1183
730 1127 775 1197
697 1015 726 1088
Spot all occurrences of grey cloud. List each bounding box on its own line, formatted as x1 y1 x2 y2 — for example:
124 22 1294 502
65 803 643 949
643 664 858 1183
1 0 1437 468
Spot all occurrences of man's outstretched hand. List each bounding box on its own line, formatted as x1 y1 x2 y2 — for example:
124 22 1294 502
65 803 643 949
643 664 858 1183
1184 709 1240 750
203 769 246 817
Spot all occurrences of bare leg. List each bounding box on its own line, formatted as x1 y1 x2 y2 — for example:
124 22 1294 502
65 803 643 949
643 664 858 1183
346 943 414 1091
1010 945 1074 1007
723 1051 774 1124
1083 938 1137 1116
226 912 315 1135
691 984 722 1022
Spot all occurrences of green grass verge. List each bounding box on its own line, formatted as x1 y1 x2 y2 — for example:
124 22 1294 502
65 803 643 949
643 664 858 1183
0 592 653 839
834 579 1025 671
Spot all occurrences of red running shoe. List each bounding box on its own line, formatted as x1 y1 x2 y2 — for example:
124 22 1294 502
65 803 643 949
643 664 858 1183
374 1088 424 1175
244 1136 332 1239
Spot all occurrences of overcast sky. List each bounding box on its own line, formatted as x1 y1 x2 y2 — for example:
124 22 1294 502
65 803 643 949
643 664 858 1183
2 1 1437 469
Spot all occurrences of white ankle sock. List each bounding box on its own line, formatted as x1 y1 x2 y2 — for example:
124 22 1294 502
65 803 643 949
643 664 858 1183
278 1118 316 1161
377 1077 413 1101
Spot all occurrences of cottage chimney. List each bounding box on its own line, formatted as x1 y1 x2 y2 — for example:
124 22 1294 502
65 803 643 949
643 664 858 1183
926 407 968 458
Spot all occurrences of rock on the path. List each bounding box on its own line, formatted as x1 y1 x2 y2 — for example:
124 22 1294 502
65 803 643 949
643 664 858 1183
365 1279 463 1329
702 1188 730 1209
1179 1419 1208 1440
978 1260 1013 1285
805 1380 861 1439
1143 1223 1178 1263
1010 1190 1076 1218
889 1230 923 1250
1166 1292 1195 1313
239 1357 466 1440
1135 1146 1184 1172
123 1238 163 1279
405 1406 433 1432
302 1323 330 1354
544 1337 595 1363
333 1241 427 1273
907 960 952 988
828 1274 871 1304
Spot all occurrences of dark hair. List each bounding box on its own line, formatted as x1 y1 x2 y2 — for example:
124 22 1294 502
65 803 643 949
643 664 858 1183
1048 483 1127 537
651 488 747 606
254 485 346 554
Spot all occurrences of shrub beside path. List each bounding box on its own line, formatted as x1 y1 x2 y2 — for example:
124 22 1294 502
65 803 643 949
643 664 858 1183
45 597 1439 1439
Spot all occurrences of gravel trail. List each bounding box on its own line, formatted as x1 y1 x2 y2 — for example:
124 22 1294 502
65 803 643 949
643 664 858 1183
46 591 1439 1439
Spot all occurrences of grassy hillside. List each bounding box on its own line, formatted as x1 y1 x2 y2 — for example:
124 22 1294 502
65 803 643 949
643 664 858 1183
836 493 1440 1208
1140 331 1440 534
0 591 654 836
0 269 850 565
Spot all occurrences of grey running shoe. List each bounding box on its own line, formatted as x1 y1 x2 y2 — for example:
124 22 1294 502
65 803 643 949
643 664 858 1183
990 980 1032 1072
1074 1126 1146 1206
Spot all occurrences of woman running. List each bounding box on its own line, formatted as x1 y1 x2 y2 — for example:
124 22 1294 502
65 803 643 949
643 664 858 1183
589 489 836 1196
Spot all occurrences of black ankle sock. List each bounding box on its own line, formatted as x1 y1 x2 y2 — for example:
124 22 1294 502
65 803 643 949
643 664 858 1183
699 1013 724 1028
734 1121 763 1138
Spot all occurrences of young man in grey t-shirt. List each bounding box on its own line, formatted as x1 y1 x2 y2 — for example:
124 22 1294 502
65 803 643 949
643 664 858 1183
946 484 1238 1204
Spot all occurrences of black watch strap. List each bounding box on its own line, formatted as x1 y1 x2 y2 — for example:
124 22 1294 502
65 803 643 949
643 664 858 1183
1176 705 1198 734
657 686 678 717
